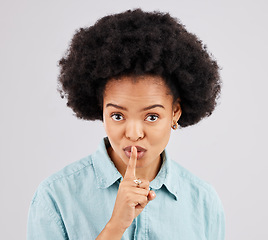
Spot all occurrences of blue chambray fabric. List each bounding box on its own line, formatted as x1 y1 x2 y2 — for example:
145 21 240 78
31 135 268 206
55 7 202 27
27 137 225 240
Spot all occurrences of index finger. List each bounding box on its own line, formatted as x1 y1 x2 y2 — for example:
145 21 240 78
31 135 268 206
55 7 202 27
124 146 137 179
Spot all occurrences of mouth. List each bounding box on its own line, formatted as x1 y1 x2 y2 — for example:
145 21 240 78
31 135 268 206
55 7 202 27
123 146 147 160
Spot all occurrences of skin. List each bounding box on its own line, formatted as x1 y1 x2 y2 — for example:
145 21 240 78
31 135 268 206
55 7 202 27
99 75 182 235
103 75 182 182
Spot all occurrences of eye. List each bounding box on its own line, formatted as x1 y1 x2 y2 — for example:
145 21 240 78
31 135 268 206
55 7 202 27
145 114 159 122
111 113 124 121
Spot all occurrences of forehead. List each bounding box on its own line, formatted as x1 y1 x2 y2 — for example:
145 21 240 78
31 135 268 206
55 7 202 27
103 75 172 102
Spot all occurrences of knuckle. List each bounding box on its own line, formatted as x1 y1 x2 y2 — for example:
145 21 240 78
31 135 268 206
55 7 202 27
139 188 148 196
141 188 149 195
141 179 149 186
141 196 148 204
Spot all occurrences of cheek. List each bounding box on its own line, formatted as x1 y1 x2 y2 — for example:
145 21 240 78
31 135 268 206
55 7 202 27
103 113 113 136
148 119 172 144
103 115 123 141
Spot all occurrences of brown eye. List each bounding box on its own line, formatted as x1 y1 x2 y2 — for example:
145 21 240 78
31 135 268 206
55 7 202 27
111 113 124 121
145 114 159 122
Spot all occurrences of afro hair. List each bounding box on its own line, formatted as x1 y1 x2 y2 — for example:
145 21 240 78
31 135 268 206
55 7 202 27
57 8 221 127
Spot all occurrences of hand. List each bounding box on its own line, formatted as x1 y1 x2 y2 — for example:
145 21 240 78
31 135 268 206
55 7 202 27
109 146 156 231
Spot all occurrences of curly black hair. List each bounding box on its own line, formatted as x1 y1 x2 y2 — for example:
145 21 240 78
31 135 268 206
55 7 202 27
57 8 221 128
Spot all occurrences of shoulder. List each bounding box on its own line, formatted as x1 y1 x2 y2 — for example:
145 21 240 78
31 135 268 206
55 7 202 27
41 155 93 187
170 159 222 204
27 156 94 239
31 154 94 202
169 159 225 238
169 158 225 227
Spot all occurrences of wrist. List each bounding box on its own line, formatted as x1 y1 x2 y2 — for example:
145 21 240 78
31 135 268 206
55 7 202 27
106 219 126 235
96 220 126 240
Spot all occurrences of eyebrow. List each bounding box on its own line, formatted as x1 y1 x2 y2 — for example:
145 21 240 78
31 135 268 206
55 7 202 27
106 103 165 111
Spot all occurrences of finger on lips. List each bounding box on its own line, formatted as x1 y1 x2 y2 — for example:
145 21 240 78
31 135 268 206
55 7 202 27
124 147 152 196
124 146 137 179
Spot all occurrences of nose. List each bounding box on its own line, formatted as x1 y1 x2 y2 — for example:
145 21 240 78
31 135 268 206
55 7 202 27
125 120 144 141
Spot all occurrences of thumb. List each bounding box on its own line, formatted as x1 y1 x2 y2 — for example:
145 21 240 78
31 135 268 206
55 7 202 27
147 190 156 201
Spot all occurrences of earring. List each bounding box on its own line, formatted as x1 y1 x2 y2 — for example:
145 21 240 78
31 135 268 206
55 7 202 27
172 121 179 130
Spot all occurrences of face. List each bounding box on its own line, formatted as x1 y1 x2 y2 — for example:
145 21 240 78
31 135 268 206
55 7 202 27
102 75 182 177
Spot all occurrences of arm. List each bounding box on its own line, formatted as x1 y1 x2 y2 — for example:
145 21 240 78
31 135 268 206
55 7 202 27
96 220 125 240
27 197 68 240
27 190 126 240
209 193 226 240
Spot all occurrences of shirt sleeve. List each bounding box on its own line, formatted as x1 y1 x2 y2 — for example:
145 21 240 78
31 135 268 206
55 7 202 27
27 189 68 240
209 192 226 240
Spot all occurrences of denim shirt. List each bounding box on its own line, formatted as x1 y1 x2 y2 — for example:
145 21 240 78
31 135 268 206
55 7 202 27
27 137 225 239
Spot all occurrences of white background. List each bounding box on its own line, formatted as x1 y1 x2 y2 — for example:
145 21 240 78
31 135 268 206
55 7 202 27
1 0 267 239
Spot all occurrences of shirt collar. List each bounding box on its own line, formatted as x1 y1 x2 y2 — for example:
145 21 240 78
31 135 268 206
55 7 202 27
91 137 179 201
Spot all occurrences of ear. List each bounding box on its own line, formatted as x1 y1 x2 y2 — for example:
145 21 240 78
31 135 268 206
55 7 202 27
172 99 182 122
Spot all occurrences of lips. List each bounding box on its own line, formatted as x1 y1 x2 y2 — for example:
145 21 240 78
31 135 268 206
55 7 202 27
123 146 147 160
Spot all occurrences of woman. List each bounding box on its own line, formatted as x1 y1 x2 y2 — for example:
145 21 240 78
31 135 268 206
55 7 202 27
27 8 225 240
